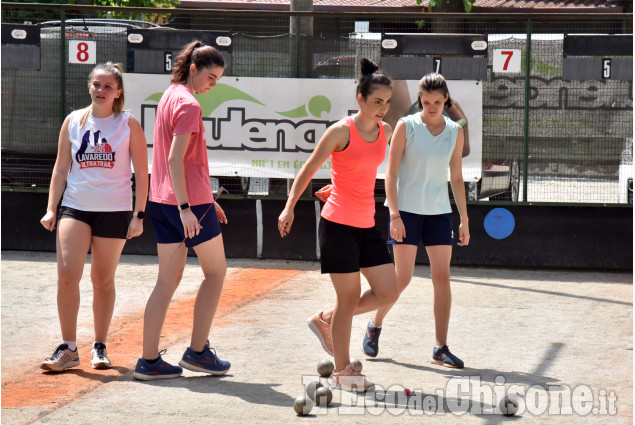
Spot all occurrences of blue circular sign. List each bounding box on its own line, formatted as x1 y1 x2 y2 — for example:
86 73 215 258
484 208 515 240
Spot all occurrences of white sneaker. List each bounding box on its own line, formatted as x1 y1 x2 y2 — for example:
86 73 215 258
91 342 112 369
41 344 80 372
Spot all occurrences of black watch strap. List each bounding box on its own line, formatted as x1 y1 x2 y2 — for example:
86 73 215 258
178 202 190 211
135 211 145 219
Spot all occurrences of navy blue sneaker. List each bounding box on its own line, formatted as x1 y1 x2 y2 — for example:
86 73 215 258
431 345 464 368
179 340 230 375
133 350 183 381
362 321 381 358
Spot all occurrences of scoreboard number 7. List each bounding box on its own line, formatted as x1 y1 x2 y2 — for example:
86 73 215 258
493 49 521 73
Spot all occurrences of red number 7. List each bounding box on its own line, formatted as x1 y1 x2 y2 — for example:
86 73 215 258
501 51 514 70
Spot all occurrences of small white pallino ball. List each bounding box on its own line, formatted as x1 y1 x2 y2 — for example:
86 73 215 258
499 394 520 416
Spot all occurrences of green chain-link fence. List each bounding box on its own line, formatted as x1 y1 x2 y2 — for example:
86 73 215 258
2 4 632 204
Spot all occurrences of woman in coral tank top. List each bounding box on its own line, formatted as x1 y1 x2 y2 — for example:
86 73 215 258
278 59 399 392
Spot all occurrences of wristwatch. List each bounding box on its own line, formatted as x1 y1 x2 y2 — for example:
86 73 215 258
134 211 145 219
178 202 190 211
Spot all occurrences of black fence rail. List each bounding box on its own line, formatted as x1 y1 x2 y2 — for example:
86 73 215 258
1 3 632 204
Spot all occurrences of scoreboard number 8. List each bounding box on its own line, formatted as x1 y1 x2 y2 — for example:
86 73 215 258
69 40 96 64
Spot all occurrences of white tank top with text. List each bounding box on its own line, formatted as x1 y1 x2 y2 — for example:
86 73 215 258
62 109 133 211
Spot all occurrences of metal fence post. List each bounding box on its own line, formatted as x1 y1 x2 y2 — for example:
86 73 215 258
295 16 300 78
60 7 66 126
522 18 532 203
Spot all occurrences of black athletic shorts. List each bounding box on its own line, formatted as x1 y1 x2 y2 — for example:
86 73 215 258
318 217 393 274
58 206 132 239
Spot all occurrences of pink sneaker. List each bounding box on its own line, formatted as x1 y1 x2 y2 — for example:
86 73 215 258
330 363 375 392
308 311 333 356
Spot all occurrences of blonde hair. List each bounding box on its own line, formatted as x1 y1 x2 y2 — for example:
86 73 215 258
80 62 125 127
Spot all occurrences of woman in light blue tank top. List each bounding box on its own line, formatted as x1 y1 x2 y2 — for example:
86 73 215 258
361 73 471 368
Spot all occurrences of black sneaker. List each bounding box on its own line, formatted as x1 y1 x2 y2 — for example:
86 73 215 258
362 321 381 358
431 345 464 368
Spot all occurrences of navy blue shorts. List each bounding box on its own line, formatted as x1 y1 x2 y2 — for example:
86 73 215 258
387 211 453 247
58 206 132 239
319 217 393 274
148 201 221 248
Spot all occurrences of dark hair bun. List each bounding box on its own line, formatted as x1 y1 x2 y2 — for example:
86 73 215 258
360 58 378 76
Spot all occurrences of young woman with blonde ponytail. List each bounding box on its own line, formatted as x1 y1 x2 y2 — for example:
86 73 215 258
40 62 148 371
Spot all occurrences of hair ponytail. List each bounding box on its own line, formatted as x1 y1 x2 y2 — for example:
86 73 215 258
360 58 378 76
171 40 225 85
356 58 392 100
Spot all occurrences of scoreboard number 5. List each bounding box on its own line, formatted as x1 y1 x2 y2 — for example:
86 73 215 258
164 52 172 72
69 40 96 64
602 58 611 79
493 49 521 73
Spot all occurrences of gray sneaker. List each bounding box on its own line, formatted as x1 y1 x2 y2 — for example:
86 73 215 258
41 344 80 372
91 342 112 369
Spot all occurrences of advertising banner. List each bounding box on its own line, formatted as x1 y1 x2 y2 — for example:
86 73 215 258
124 75 482 180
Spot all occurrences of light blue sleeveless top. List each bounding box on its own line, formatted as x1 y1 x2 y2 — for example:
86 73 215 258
391 113 459 215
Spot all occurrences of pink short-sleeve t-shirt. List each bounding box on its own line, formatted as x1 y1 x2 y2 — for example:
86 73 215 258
149 83 214 206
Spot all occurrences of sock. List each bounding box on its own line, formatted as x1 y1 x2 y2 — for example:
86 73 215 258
93 341 106 348
146 357 160 364
63 340 77 351
195 349 205 355
435 345 446 350
370 320 381 329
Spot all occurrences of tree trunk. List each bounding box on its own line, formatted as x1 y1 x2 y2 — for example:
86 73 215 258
431 0 464 13
74 0 98 19
289 0 313 78
430 0 464 33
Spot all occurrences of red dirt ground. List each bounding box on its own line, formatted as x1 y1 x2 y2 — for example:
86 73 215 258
1 268 302 408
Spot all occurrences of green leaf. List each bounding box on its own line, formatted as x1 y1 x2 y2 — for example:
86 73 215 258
195 83 265 116
144 92 164 102
276 104 308 118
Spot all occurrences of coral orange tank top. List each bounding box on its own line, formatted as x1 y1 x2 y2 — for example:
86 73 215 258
321 116 387 228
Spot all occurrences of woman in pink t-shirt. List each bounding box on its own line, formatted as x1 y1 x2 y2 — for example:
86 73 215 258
278 59 399 392
133 41 231 381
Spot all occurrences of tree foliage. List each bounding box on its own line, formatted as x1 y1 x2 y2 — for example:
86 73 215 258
91 0 178 7
3 0 177 5
417 0 475 12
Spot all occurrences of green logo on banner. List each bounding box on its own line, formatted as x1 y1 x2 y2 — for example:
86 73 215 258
145 86 331 118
